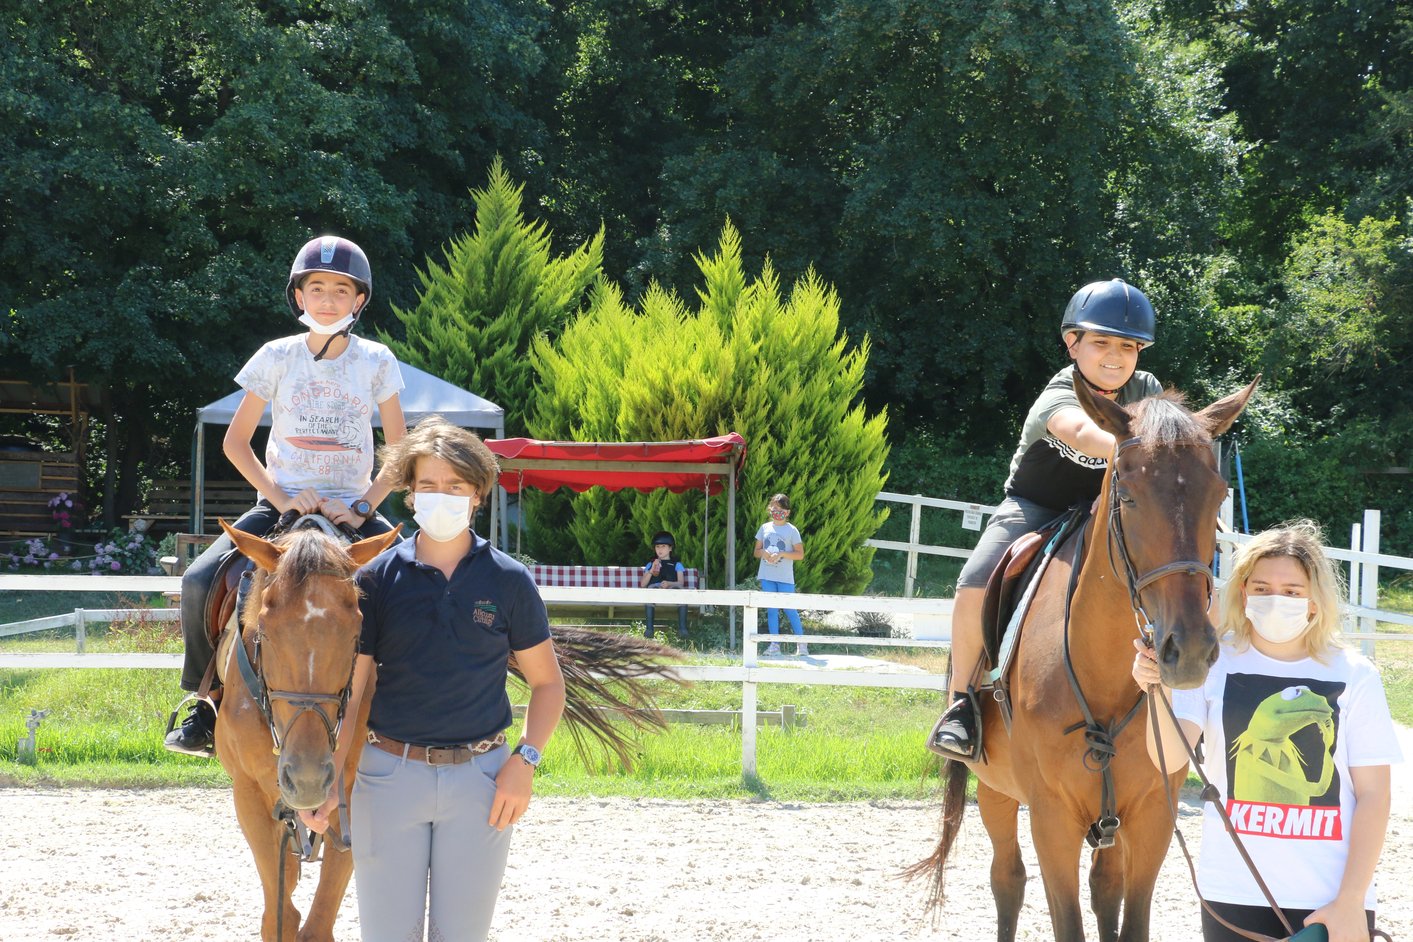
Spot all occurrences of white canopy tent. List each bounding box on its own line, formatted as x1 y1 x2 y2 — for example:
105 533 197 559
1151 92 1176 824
191 362 506 533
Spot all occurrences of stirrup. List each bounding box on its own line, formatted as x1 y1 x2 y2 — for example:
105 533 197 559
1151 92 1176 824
164 692 218 756
927 690 983 760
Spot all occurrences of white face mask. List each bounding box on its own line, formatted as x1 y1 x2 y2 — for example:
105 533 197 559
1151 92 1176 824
298 312 355 335
412 492 472 542
1245 594 1312 644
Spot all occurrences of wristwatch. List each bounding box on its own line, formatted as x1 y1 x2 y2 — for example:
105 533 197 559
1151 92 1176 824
512 742 542 769
351 498 373 518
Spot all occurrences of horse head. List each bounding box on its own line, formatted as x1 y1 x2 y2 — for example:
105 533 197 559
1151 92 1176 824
221 520 400 809
1076 377 1259 689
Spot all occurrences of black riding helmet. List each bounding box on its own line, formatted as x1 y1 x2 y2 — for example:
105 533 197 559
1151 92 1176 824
652 530 675 547
286 236 373 360
1060 279 1156 347
286 235 373 318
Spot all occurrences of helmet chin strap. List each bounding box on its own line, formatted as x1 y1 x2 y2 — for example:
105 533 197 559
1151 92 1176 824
1083 376 1121 396
311 308 362 362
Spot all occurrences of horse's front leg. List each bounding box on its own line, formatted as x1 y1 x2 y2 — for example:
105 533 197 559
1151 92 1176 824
977 783 1027 942
298 848 352 942
231 777 303 942
1115 778 1181 942
1028 800 1089 942
1088 839 1124 942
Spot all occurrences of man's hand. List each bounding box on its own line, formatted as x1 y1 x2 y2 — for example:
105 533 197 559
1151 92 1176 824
297 791 340 835
488 755 535 831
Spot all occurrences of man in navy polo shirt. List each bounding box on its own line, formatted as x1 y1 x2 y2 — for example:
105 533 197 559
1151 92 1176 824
301 415 565 942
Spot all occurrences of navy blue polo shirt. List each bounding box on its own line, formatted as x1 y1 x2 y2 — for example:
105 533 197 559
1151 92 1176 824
356 532 551 747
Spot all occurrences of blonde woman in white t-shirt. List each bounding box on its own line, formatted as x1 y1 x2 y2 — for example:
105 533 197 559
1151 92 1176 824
1132 521 1401 942
164 236 407 757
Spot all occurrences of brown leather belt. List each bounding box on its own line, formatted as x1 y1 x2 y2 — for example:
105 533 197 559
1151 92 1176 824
366 730 506 766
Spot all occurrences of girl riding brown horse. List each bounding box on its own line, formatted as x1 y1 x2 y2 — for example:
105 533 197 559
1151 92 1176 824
912 377 1257 942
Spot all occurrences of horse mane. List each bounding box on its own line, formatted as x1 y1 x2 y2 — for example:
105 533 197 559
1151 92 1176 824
1128 390 1210 447
270 529 358 589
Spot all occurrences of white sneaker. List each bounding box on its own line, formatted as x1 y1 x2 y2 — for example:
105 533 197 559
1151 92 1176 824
796 642 809 656
764 642 781 656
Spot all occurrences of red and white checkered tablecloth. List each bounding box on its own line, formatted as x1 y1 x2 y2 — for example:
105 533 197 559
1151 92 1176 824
529 564 699 590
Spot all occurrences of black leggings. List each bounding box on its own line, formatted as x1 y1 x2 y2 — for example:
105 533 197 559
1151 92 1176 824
1201 899 1374 941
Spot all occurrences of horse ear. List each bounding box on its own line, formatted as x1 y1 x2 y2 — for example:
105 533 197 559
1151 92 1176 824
220 518 284 571
348 524 402 566
1074 371 1132 438
1195 375 1260 438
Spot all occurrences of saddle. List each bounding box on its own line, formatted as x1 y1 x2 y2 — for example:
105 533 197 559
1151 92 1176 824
975 504 1089 731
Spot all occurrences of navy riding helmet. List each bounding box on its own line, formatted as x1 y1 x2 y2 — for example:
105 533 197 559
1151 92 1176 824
285 235 373 321
1060 279 1156 347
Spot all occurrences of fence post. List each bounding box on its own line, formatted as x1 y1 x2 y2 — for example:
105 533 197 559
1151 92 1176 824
905 498 922 598
1348 524 1362 638
742 604 758 777
74 608 85 654
1217 490 1235 579
1360 510 1380 658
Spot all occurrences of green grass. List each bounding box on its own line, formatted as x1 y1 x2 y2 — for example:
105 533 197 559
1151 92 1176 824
0 607 950 799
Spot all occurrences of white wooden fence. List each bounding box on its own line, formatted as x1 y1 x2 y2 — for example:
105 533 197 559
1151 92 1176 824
3 496 1412 776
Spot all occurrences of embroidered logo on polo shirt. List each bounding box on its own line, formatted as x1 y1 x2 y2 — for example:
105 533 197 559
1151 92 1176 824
472 601 498 627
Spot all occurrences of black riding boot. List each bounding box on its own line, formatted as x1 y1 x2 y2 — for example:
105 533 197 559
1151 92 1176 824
929 691 981 760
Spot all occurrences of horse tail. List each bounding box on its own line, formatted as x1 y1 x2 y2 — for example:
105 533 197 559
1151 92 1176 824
509 626 685 770
902 756 970 913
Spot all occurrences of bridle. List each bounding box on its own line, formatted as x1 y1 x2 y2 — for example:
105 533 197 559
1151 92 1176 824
236 512 363 762
234 606 355 760
1060 434 1217 849
1106 435 1215 642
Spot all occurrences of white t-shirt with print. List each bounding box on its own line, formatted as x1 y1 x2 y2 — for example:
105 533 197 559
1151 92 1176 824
1170 642 1402 910
755 521 802 584
235 334 403 504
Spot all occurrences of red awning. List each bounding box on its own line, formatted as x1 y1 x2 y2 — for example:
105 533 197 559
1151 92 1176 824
487 433 746 495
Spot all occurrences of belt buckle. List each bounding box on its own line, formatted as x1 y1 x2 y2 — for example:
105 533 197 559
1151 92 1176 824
424 746 458 766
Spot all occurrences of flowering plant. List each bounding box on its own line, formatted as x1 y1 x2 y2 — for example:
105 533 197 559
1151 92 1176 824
87 528 160 575
5 537 63 571
48 491 83 531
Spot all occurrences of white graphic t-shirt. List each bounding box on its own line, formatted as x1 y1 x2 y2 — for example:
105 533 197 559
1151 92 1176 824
235 334 403 503
1170 642 1402 910
755 521 802 585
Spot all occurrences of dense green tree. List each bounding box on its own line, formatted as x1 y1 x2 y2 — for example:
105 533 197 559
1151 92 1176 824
529 223 889 592
647 0 1238 438
1145 0 1411 259
381 158 604 437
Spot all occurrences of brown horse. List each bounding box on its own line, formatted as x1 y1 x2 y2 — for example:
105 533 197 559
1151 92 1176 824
912 378 1258 942
216 520 680 941
216 521 399 942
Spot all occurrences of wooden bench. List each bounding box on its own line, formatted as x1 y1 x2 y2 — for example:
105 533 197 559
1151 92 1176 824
529 564 701 622
125 478 255 535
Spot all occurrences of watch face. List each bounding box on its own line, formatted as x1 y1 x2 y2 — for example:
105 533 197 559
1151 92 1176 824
352 499 371 516
516 743 542 766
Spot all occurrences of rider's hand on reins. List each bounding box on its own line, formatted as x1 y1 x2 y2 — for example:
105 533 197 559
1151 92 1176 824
283 487 324 515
